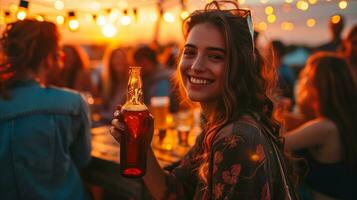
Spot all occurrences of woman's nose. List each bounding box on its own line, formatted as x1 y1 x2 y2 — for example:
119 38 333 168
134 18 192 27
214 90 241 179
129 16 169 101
190 55 205 72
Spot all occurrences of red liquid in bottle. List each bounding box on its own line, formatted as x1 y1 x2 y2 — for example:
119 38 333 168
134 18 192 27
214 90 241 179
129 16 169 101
120 107 150 178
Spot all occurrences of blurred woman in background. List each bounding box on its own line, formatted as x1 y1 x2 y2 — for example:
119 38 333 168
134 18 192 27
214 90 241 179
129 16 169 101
0 19 91 200
342 24 357 86
99 47 130 122
283 52 357 200
48 44 96 95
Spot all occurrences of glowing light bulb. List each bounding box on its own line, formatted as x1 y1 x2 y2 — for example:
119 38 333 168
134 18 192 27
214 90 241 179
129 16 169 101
265 6 274 15
267 14 276 23
56 15 65 25
54 0 64 11
258 22 267 31
17 9 27 20
306 18 316 27
121 16 132 26
297 1 309 11
102 24 117 38
308 0 317 4
96 14 106 26
339 1 348 9
331 15 341 24
68 19 79 31
163 12 175 23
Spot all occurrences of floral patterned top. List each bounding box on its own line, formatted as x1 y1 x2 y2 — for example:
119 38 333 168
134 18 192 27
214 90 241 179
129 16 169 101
164 117 286 200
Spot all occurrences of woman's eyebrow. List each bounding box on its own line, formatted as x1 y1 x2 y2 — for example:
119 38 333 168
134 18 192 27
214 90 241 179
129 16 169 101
206 47 226 53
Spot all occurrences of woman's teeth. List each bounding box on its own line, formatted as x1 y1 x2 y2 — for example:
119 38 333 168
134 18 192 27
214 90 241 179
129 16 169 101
189 76 211 85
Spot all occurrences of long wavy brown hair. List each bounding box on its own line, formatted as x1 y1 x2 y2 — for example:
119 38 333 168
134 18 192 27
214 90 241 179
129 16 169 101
0 19 59 99
304 52 357 167
176 1 279 183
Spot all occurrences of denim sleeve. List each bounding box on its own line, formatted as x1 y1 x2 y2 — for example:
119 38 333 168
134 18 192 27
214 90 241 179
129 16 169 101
70 95 92 168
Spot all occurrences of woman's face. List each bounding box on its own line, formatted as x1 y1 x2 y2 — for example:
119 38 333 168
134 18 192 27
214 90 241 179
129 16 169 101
111 50 128 75
179 23 226 104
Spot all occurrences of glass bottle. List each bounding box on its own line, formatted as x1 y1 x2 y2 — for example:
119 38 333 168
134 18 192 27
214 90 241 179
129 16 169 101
120 66 150 178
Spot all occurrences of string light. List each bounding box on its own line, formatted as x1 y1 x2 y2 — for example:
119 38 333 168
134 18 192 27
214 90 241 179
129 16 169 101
102 23 117 38
285 0 294 3
308 0 317 4
265 6 274 15
258 22 267 31
281 22 294 31
297 0 309 11
120 10 132 26
17 0 29 21
54 0 64 11
331 15 341 24
306 18 316 27
267 14 276 23
96 14 106 26
163 12 175 23
56 15 65 25
339 1 348 9
68 11 79 31
109 9 120 22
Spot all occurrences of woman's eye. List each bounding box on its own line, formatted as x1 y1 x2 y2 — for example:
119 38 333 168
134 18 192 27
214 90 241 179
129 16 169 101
183 49 195 57
208 54 224 61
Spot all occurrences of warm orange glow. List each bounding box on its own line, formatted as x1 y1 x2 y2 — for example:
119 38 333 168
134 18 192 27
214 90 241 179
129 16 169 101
109 9 120 22
283 3 291 12
56 15 65 25
251 154 260 162
267 14 276 23
17 9 27 21
281 22 294 31
265 6 274 15
96 15 106 26
306 18 316 27
308 0 317 4
68 19 80 31
260 0 269 4
258 22 267 31
102 24 117 38
10 4 18 13
297 0 309 11
238 0 246 4
121 15 132 26
285 0 293 3
331 15 341 24
180 11 190 20
163 12 175 23
36 15 44 21
339 1 348 9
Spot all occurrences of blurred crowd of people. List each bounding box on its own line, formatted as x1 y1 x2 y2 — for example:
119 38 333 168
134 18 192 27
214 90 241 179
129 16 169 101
1 7 356 199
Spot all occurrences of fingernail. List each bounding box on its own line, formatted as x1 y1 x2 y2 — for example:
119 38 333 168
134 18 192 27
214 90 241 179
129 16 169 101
114 110 120 117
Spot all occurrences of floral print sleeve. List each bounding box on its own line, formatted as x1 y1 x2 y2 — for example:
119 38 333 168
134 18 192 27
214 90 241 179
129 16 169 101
162 121 277 200
210 124 270 200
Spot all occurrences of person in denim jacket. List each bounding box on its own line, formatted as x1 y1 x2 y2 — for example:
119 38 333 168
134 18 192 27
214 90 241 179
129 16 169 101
0 19 91 200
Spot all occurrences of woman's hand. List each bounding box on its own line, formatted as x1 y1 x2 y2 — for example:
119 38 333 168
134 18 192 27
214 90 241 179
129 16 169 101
110 105 155 144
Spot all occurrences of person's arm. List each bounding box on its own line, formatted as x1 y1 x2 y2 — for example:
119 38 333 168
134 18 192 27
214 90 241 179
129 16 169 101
283 118 337 151
70 95 92 168
209 125 269 199
142 148 168 200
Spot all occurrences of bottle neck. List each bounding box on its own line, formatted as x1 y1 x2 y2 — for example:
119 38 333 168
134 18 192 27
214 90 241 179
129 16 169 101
126 70 144 105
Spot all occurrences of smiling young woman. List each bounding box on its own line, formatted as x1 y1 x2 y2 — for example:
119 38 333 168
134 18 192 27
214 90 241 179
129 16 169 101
111 1 296 199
